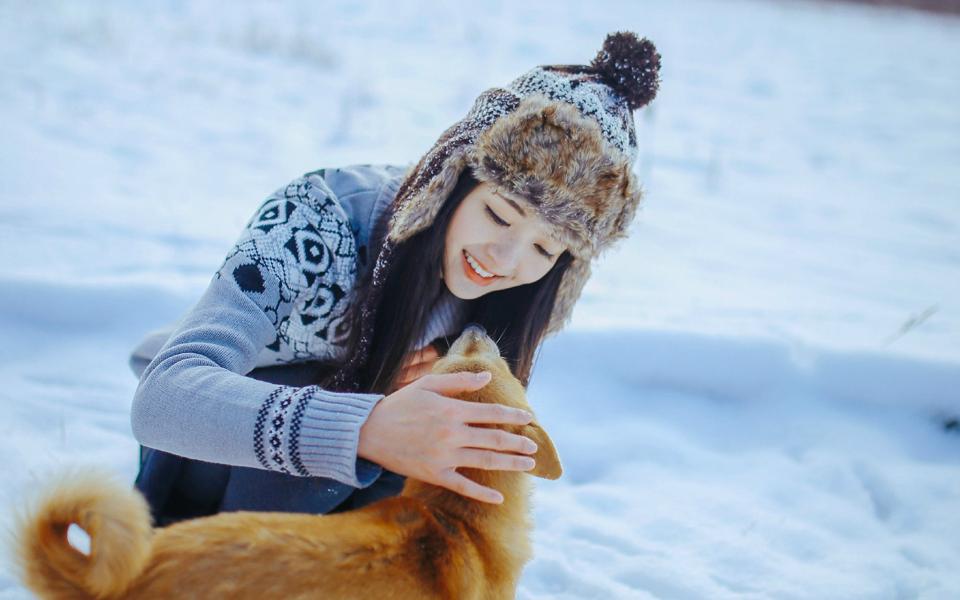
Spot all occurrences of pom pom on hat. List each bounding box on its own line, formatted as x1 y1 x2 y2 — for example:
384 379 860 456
589 31 662 111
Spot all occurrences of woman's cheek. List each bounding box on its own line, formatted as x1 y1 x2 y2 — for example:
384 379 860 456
517 255 546 284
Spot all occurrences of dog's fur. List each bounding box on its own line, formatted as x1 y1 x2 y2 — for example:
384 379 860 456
14 327 562 599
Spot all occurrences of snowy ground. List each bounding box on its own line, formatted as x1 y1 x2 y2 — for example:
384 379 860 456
1 0 958 598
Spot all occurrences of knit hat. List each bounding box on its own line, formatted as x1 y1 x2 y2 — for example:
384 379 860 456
388 31 661 335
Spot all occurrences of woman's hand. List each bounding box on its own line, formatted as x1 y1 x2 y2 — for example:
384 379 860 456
388 344 441 394
358 371 539 504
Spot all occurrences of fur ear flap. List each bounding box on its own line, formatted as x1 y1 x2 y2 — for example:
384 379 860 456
545 258 592 336
520 421 563 480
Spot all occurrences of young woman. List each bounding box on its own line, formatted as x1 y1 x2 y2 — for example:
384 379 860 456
129 31 661 525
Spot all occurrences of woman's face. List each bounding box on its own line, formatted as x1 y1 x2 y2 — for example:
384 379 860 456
443 182 567 300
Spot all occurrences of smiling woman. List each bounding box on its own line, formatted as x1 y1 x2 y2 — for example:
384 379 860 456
343 167 575 400
443 183 566 298
128 31 661 526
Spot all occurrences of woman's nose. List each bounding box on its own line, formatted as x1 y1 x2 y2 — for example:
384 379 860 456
488 241 521 274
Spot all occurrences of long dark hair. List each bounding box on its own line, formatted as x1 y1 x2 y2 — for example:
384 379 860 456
323 167 573 394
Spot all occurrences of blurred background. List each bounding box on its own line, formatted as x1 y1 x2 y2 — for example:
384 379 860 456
1 1 958 597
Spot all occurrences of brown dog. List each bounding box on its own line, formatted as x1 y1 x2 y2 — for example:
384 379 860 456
14 325 562 599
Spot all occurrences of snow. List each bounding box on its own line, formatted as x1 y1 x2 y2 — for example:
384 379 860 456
1 0 958 597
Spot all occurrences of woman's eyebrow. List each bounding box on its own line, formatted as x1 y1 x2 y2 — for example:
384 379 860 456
493 190 527 217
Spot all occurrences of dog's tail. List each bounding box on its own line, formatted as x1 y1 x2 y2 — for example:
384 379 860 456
13 469 153 599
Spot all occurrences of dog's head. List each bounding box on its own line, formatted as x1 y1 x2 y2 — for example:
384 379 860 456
432 324 562 480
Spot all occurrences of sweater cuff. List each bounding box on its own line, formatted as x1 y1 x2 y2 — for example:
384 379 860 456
295 387 385 488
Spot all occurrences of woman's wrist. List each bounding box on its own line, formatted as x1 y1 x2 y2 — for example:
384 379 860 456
357 399 386 464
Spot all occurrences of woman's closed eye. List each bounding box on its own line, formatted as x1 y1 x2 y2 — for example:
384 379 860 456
486 205 556 259
485 205 510 227
535 244 555 259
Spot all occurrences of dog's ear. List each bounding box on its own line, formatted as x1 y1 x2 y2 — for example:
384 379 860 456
520 421 562 480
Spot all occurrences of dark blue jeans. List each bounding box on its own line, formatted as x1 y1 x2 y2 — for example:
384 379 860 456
134 361 405 527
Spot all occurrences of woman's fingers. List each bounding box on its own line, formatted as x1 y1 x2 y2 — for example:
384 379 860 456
435 469 504 504
459 425 538 454
409 345 440 366
368 370 538 504
452 398 534 426
416 371 493 395
409 375 534 429
456 448 536 472
392 346 442 392
391 363 436 393
398 360 435 385
399 345 440 372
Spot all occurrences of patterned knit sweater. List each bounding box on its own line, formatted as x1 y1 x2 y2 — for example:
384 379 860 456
129 164 468 488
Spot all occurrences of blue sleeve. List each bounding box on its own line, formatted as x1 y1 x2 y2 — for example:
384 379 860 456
130 173 384 488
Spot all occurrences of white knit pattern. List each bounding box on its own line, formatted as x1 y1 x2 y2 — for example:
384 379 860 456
507 67 638 163
216 173 360 365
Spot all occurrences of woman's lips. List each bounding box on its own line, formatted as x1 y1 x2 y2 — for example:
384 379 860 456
462 250 500 286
